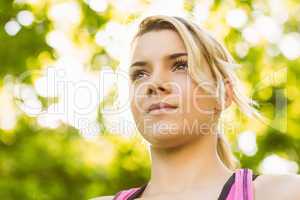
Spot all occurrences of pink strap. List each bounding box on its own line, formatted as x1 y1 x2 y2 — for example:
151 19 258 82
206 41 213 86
246 169 254 200
226 168 254 200
113 187 140 200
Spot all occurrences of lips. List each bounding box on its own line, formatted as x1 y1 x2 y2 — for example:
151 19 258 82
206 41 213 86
147 102 178 113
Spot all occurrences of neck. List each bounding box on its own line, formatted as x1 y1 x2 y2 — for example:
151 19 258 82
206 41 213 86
142 132 234 196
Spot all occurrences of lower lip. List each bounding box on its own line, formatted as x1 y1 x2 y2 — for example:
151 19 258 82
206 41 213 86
148 107 178 115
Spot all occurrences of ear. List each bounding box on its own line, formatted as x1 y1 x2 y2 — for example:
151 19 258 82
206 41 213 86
215 79 233 111
224 79 233 109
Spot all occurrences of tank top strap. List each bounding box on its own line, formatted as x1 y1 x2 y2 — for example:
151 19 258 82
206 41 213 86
113 183 147 200
112 187 141 200
113 168 259 200
226 168 255 200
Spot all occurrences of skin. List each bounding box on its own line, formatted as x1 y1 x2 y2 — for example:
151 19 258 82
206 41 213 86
128 29 233 199
93 30 300 200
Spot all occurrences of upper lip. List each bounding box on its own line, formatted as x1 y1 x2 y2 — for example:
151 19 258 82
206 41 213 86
147 102 178 113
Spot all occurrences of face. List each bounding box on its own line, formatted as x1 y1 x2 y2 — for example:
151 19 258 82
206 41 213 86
129 30 219 148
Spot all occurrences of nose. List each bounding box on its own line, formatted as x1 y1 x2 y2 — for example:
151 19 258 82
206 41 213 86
147 83 169 96
146 75 172 97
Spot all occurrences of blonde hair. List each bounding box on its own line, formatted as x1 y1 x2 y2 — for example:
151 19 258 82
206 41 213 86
131 15 268 170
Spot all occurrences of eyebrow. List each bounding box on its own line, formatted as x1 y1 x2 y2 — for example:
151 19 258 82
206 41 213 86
130 52 187 68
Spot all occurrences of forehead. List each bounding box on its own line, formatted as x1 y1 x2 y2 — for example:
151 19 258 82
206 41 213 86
130 30 187 60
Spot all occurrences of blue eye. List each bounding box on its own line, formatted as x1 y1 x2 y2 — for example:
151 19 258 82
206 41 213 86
173 59 188 71
130 69 147 81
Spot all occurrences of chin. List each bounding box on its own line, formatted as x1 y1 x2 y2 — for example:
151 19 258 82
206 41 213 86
142 131 194 149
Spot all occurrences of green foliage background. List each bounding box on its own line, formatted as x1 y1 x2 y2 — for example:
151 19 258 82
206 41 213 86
0 0 299 199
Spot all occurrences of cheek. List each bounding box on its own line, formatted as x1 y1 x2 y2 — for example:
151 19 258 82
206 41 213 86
183 78 217 116
130 90 139 118
129 84 145 121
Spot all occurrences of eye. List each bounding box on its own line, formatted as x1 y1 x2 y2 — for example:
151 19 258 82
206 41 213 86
172 59 188 71
130 69 147 81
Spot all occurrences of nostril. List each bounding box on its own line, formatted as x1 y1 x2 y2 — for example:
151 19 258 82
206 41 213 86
158 86 165 91
147 88 155 96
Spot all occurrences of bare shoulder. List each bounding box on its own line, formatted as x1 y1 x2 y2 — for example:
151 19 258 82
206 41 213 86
89 195 114 200
254 173 300 200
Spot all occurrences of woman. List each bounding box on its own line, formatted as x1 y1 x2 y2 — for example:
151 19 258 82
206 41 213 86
93 15 300 200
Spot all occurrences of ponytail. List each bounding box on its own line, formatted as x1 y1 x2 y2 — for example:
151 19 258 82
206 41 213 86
217 133 239 170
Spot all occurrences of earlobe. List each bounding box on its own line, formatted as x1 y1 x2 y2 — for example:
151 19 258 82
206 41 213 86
215 79 233 112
